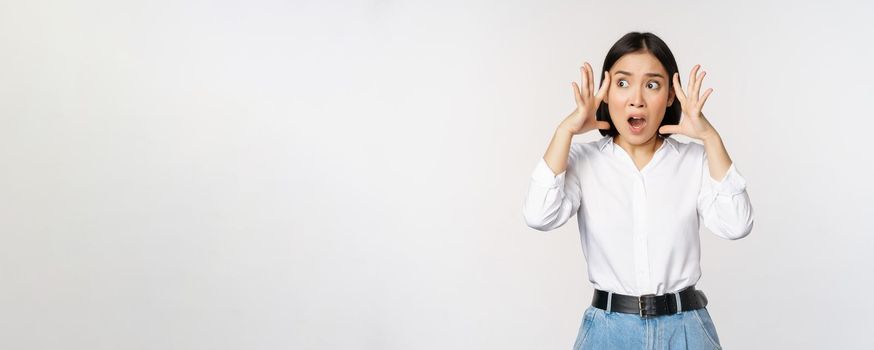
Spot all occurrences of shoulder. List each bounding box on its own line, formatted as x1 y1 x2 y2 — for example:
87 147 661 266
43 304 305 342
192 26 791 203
575 139 599 152
575 135 612 153
664 137 708 168
666 136 704 155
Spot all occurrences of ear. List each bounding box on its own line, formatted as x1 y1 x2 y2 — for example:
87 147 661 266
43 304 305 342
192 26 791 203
667 88 675 107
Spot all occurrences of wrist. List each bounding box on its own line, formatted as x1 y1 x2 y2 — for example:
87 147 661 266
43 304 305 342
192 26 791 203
555 124 576 137
701 130 721 144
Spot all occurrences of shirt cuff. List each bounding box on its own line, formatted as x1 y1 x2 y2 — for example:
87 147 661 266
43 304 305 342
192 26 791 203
709 162 747 196
531 157 566 188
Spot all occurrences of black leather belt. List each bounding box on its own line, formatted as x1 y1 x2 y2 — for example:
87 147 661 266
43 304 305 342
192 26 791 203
591 284 708 318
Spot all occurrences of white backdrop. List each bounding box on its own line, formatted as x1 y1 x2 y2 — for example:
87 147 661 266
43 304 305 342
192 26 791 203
1 0 872 349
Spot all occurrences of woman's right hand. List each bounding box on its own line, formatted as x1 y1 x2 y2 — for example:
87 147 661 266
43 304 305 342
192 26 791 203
559 62 611 135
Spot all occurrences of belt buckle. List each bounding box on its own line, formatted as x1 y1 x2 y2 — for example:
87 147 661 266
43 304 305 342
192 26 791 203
638 294 657 318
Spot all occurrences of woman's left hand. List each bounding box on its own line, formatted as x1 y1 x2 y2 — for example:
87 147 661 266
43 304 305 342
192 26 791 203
658 64 719 141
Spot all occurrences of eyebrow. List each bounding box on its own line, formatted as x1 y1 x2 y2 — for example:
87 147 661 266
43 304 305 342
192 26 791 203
614 70 666 79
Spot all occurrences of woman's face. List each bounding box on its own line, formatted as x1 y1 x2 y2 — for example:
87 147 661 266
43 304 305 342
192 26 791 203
605 50 675 143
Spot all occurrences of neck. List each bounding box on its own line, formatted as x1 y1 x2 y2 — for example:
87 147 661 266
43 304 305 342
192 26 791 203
613 133 664 158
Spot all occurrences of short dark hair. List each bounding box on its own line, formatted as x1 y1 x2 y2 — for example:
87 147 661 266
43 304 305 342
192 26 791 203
597 32 681 138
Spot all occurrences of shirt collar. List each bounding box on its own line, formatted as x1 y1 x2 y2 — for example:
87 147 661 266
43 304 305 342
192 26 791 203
598 135 679 154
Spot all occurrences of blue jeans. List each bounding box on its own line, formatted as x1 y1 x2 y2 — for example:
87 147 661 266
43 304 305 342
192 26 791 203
573 305 723 350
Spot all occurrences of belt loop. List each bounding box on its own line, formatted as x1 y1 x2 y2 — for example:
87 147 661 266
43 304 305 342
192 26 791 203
606 292 613 314
674 291 682 313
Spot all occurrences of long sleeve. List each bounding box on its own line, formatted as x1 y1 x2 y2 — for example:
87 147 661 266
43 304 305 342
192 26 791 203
697 151 755 240
522 145 583 231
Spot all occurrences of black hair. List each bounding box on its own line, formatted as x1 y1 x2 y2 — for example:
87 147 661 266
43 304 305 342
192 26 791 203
597 32 681 138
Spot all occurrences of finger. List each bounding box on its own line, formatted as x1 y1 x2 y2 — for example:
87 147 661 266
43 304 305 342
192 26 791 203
688 64 700 98
585 62 594 97
693 69 706 101
580 65 590 98
672 72 687 103
659 124 681 134
595 70 610 104
572 82 583 106
699 87 713 107
595 120 611 130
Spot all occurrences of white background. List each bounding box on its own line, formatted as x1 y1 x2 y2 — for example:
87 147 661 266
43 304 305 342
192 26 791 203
1 0 872 349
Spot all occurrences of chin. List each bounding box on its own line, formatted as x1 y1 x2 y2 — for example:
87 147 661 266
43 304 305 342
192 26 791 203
620 127 657 141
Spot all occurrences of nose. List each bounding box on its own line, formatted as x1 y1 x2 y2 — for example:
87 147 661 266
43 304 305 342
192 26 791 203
628 87 645 108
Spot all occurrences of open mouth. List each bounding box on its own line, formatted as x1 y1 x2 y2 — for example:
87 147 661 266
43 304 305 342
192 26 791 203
628 116 647 130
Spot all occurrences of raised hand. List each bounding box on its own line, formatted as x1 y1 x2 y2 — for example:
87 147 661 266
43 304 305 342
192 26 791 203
560 62 612 135
658 64 718 141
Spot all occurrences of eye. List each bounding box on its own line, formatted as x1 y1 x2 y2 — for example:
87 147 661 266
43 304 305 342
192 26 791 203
617 80 629 88
647 81 660 89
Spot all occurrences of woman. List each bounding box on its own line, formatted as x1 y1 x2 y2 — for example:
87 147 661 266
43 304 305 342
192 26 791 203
522 32 754 350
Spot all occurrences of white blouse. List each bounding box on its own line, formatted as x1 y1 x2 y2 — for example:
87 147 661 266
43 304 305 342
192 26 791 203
522 135 754 296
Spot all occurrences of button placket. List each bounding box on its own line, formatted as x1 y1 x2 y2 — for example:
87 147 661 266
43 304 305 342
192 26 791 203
632 173 651 292
611 142 657 294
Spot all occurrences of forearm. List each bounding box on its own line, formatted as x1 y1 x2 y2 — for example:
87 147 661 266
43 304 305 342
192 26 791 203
526 126 583 231
542 127 575 176
697 133 754 240
701 131 733 181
